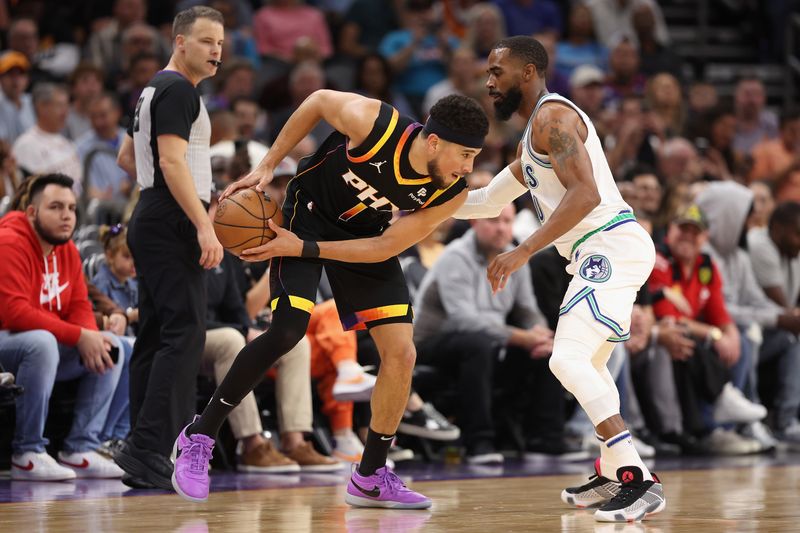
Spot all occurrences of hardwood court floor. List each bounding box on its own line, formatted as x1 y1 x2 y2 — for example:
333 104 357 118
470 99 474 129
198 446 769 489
1 465 798 532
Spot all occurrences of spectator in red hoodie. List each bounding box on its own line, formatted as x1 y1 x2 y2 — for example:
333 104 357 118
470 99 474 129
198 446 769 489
0 173 126 481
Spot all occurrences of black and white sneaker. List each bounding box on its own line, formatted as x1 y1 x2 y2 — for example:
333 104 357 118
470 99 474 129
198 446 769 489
593 466 666 522
561 458 620 508
397 403 460 441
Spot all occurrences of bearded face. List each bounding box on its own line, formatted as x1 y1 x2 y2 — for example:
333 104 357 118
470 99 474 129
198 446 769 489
489 83 523 121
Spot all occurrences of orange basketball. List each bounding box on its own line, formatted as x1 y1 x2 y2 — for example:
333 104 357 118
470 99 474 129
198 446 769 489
213 188 283 255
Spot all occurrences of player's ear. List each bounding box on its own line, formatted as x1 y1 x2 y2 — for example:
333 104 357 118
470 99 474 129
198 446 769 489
175 34 185 52
426 133 440 154
523 63 535 82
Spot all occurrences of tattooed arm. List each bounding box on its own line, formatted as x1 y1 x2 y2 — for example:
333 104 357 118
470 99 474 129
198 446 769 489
485 103 600 292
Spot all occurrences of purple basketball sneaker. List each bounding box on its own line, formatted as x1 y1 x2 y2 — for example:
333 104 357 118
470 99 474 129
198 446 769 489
171 417 215 502
345 465 431 509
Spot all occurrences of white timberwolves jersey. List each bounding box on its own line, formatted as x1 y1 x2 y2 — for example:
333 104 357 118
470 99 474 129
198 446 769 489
519 93 630 259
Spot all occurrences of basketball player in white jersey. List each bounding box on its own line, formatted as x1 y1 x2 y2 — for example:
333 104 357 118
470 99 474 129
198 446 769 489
454 36 665 522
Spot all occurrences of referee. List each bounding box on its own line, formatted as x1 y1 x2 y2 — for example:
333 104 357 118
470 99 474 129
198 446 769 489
114 6 224 489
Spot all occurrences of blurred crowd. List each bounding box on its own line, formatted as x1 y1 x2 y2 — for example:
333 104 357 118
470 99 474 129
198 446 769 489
2 0 800 481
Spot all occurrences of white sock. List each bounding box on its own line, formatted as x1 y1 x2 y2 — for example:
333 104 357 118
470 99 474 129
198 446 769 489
599 430 652 482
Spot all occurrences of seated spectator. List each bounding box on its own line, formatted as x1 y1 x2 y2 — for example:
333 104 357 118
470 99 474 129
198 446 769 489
748 201 800 308
556 3 607 80
353 53 415 120
379 0 459 114
733 76 779 156
626 165 663 220
604 35 646 105
462 3 506 67
749 109 800 193
76 94 134 211
657 137 702 185
92 224 138 335
568 66 606 133
747 182 775 230
64 63 105 141
414 205 559 464
632 1 683 79
645 205 767 454
268 61 333 145
338 0 399 60
645 73 685 138
0 51 35 144
12 84 82 192
0 174 124 480
5 18 52 87
253 0 333 63
206 59 256 113
422 47 478 117
85 0 170 83
231 97 267 142
605 96 659 178
697 182 800 446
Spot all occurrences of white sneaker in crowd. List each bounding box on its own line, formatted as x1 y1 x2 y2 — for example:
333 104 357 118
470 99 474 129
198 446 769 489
631 435 656 459
705 428 761 455
11 451 76 481
713 383 767 424
57 450 125 478
333 430 365 463
333 364 377 402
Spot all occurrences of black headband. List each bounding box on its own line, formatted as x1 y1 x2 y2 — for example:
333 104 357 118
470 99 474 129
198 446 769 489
423 116 485 149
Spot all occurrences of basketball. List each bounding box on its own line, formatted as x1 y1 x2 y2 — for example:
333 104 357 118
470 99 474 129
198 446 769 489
213 188 283 255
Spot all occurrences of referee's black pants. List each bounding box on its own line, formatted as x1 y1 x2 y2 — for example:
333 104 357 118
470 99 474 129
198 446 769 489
127 190 207 456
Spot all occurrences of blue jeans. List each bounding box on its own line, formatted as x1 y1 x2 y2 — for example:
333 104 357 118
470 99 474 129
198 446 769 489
0 329 123 454
100 335 133 442
758 328 800 430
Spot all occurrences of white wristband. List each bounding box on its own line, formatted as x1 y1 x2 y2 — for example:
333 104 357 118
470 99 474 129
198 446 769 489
453 165 528 219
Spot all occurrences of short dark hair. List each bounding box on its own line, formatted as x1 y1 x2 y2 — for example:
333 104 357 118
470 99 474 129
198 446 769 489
12 173 74 211
493 36 548 78
172 6 224 40
428 94 489 142
769 201 800 230
69 62 105 88
623 164 663 185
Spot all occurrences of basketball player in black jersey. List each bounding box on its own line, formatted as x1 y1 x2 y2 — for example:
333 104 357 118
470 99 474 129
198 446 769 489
172 90 488 507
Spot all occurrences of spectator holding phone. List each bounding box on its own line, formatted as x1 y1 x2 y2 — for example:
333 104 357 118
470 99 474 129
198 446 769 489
0 174 125 480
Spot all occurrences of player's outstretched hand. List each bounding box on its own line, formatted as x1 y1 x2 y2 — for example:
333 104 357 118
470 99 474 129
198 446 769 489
220 166 274 201
240 219 303 262
487 246 530 293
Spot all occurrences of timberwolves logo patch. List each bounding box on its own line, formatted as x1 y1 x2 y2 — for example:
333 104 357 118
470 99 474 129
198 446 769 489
579 255 612 283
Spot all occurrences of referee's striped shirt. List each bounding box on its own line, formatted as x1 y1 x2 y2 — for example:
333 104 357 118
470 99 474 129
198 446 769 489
129 70 212 203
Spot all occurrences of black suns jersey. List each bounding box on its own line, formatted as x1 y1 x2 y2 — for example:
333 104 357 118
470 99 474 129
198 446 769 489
291 103 466 236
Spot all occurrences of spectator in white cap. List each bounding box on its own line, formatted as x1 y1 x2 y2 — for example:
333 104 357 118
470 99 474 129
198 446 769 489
569 65 608 139
569 65 606 131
